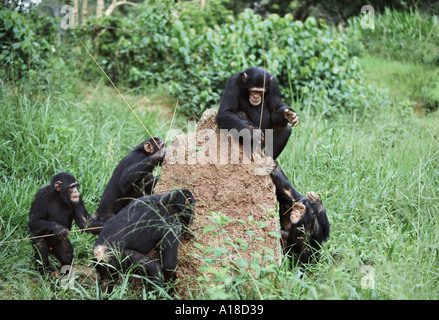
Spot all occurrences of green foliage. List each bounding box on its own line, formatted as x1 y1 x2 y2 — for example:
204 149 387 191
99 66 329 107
178 0 233 31
359 55 439 112
347 8 439 66
346 9 439 111
85 2 383 118
169 10 384 117
2 1 438 301
0 7 57 80
284 0 439 24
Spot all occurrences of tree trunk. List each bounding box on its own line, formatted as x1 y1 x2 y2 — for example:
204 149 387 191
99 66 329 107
105 1 137 16
82 0 88 25
73 0 78 27
96 0 105 18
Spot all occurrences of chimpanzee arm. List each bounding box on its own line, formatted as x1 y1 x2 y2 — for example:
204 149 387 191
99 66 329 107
306 192 330 243
267 80 297 126
160 235 180 283
28 190 66 236
119 148 166 194
73 197 91 230
217 75 255 131
270 164 304 204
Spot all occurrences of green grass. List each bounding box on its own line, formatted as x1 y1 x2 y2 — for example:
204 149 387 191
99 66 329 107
1 61 439 299
347 8 439 66
278 103 439 299
358 55 439 112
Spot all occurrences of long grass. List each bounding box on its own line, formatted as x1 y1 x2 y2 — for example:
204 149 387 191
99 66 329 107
1 62 439 299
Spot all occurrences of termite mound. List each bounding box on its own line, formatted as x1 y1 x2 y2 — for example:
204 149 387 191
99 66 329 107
154 108 281 296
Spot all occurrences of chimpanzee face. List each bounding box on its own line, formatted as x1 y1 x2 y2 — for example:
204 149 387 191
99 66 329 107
288 193 326 226
68 182 80 203
241 67 274 107
289 201 307 224
52 172 81 204
248 88 266 106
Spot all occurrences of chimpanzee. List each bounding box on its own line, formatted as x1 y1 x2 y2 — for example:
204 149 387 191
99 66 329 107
88 137 166 232
216 67 299 160
28 172 91 274
270 165 330 264
93 189 195 294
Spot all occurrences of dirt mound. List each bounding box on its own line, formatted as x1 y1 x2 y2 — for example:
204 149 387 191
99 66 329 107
154 109 281 295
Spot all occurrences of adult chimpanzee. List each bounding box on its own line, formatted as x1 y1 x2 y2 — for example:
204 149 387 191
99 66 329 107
28 172 91 274
88 137 166 232
216 67 299 160
93 189 195 294
270 165 330 264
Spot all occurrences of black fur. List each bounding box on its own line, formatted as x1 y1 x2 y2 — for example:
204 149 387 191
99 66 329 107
88 137 166 231
270 165 330 264
28 172 90 274
216 67 297 159
93 189 195 294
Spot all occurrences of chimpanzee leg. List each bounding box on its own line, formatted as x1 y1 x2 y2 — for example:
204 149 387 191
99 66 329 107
160 242 179 284
122 249 163 287
266 125 291 160
95 257 119 297
31 238 51 274
51 238 74 267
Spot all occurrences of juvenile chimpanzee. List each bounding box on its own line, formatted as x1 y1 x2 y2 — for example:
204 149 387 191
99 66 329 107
28 172 91 274
93 189 195 294
216 67 299 160
88 137 166 231
270 165 330 264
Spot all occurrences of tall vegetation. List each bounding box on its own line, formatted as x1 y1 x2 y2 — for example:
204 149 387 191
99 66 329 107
0 0 438 300
75 0 385 118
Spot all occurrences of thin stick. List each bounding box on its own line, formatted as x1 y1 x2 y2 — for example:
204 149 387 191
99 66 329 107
0 226 104 245
150 100 179 195
259 40 266 129
166 100 179 143
78 38 160 149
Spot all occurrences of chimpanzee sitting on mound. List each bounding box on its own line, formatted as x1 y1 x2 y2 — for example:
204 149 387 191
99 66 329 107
216 67 299 160
270 165 330 264
28 172 91 274
93 189 195 294
88 137 166 233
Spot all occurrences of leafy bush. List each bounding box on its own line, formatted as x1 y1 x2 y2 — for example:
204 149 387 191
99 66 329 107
79 1 385 118
168 10 383 117
0 8 57 80
346 8 439 65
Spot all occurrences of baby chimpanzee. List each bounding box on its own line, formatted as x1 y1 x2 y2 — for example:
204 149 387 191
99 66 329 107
88 137 166 232
28 172 91 274
271 165 330 264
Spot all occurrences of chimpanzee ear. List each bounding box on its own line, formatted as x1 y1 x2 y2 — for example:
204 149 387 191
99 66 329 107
144 142 154 154
269 75 274 82
54 181 62 192
241 72 248 83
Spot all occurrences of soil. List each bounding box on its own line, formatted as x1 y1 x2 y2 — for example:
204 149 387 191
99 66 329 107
154 109 282 295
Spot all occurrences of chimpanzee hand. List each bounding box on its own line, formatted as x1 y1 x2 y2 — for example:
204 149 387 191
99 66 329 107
54 225 70 239
150 147 167 163
284 108 299 127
